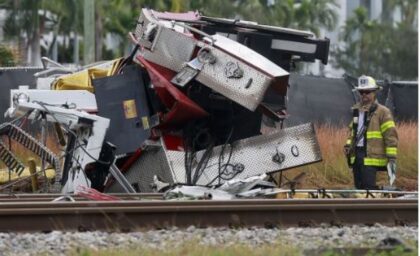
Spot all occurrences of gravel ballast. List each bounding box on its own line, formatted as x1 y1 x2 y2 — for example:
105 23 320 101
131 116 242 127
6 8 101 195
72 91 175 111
0 225 417 255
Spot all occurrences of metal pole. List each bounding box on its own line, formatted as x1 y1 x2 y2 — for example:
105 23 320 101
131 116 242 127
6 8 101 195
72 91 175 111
83 0 95 65
28 158 39 192
109 163 136 194
41 116 49 191
73 0 79 65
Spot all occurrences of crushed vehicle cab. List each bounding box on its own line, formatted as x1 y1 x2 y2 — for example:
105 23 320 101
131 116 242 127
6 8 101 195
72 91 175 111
0 9 329 194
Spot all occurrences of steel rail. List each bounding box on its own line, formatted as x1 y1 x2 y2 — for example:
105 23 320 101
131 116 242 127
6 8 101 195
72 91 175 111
0 193 163 202
0 198 415 207
0 199 416 232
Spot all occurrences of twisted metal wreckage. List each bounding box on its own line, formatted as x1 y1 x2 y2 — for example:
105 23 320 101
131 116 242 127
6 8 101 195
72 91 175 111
0 9 333 198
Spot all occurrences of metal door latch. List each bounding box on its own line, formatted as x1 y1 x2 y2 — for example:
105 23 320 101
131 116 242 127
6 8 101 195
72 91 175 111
171 47 216 87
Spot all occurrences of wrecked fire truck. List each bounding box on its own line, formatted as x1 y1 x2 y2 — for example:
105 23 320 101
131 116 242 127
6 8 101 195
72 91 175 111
0 9 330 195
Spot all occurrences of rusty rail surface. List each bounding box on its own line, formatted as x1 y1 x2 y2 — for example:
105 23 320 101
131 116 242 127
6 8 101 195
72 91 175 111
0 193 163 202
0 198 416 232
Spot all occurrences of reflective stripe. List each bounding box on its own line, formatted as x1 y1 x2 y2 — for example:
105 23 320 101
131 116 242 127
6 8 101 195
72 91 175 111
386 147 397 155
346 139 352 145
380 121 395 133
350 156 355 164
366 131 382 139
364 158 387 166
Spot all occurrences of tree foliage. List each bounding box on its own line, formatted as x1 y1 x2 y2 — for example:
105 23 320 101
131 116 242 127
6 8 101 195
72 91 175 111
1 0 42 65
293 0 338 36
0 0 417 81
0 44 15 66
0 0 338 63
333 5 418 80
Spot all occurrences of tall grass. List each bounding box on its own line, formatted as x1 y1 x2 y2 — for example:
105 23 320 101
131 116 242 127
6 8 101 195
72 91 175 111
1 122 417 191
281 122 418 190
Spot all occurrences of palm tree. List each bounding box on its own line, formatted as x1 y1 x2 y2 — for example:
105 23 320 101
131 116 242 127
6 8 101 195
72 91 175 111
293 0 338 36
333 5 417 80
339 7 375 74
381 0 418 79
189 0 237 18
1 0 42 65
101 0 170 58
235 0 338 35
335 7 377 75
42 0 82 63
103 0 141 57
383 0 418 26
237 0 270 23
170 0 188 12
267 0 295 27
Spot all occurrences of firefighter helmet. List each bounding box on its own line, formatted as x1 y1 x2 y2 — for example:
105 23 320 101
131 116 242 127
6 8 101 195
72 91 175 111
356 75 380 91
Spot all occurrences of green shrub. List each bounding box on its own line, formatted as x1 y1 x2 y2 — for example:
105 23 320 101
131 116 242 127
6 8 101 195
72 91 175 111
0 45 15 66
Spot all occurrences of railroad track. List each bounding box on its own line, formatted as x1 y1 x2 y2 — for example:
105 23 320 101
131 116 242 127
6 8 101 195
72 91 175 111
0 195 416 232
0 193 164 202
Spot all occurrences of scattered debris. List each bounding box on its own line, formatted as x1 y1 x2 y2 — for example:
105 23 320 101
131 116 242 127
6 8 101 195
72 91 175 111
0 9 415 198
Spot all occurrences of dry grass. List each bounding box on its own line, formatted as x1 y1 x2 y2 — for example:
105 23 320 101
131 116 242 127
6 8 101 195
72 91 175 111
1 123 417 191
278 122 418 191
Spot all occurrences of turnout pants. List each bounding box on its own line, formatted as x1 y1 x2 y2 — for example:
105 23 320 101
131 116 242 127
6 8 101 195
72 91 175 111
353 147 379 189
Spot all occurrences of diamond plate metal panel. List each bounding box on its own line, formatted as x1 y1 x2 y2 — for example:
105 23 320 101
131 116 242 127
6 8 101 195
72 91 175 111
134 9 288 111
134 8 157 49
140 28 196 72
134 9 196 72
193 35 288 111
106 147 175 193
194 45 273 111
166 123 322 186
212 34 288 77
109 123 321 192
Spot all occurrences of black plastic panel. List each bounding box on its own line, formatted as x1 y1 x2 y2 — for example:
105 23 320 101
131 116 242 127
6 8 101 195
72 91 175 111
93 65 151 155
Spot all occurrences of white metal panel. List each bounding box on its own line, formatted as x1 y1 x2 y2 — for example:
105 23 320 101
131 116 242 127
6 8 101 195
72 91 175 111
7 89 97 117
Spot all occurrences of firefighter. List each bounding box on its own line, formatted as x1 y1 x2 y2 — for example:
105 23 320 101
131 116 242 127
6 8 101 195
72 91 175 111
344 75 398 189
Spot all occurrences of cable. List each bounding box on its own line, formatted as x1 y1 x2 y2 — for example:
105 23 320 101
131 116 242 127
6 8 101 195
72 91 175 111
33 101 111 165
217 127 234 182
191 142 214 184
205 127 234 186
184 138 192 185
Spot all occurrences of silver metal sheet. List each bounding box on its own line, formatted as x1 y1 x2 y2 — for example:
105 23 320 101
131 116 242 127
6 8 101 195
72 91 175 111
110 123 321 192
106 146 175 193
196 35 288 110
134 8 158 49
210 34 288 78
140 28 196 72
134 9 288 111
194 43 273 111
166 123 322 186
134 9 196 72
